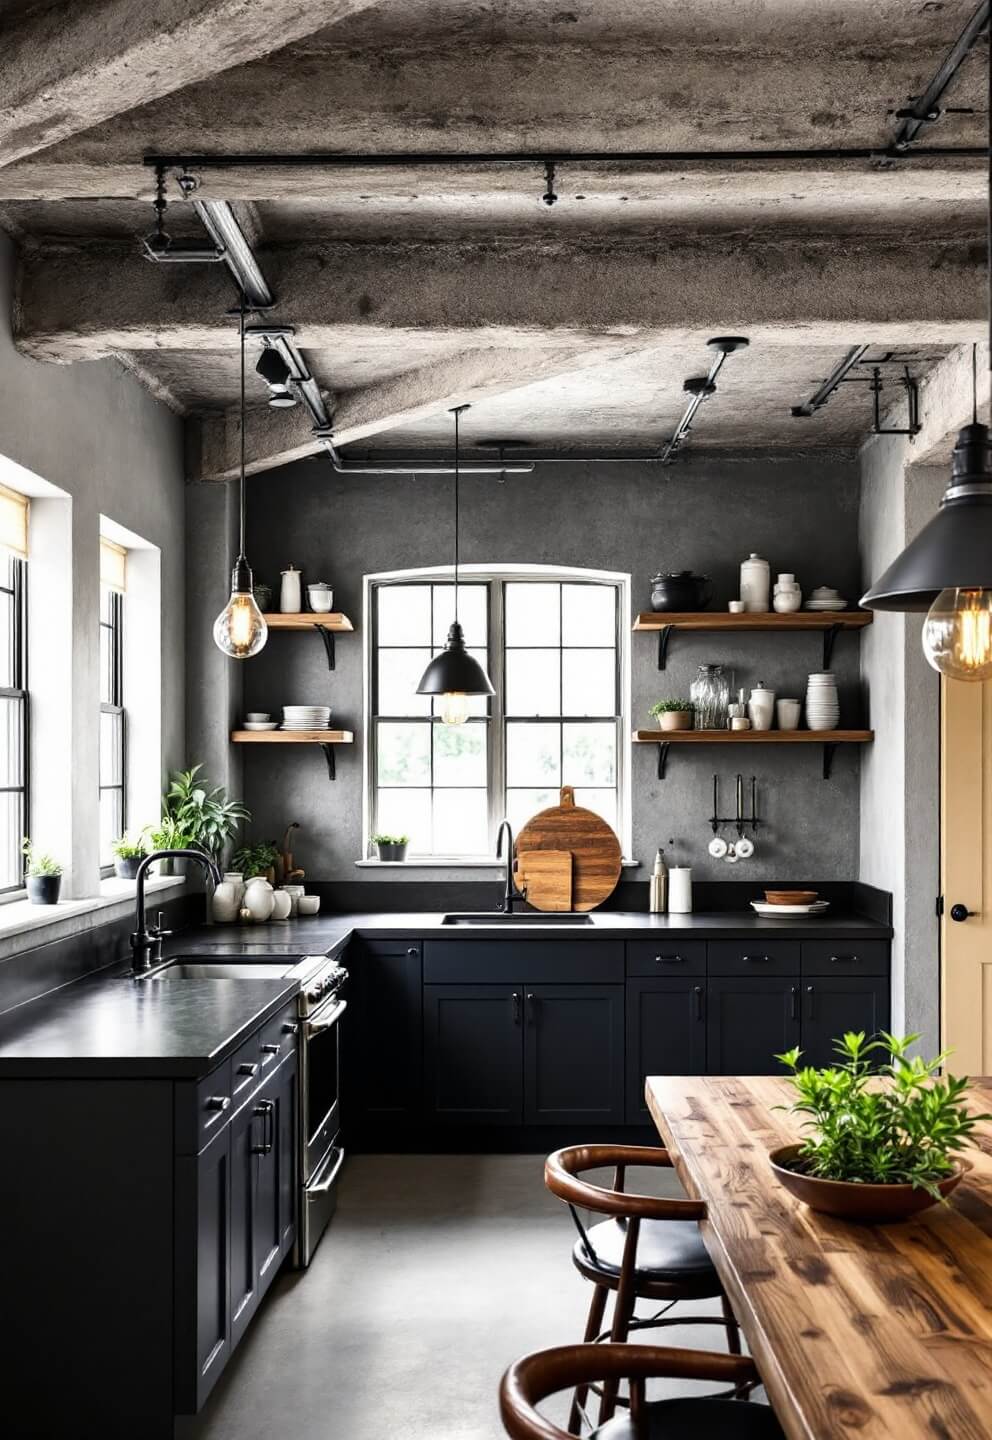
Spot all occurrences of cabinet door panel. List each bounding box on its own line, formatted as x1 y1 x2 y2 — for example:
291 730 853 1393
354 942 422 1120
193 1127 231 1410
626 978 706 1123
706 977 801 1076
524 985 625 1126
424 985 522 1125
801 977 890 1069
229 1097 259 1349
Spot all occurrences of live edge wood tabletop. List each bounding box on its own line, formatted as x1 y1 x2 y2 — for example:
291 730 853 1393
646 1075 992 1440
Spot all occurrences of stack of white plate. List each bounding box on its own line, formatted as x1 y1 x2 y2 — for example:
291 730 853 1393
281 705 332 731
751 899 830 916
805 586 848 611
805 673 839 731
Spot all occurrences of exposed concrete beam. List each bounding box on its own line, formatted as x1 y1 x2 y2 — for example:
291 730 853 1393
15 238 988 363
0 0 391 170
190 339 647 480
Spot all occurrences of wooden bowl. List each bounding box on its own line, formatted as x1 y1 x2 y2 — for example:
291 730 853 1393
769 1144 963 1223
764 889 818 906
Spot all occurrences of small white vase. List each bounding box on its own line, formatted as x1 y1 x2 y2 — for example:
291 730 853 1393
222 872 245 908
211 881 240 924
279 566 302 613
270 889 292 921
773 587 802 613
740 553 770 613
243 877 275 922
748 685 776 731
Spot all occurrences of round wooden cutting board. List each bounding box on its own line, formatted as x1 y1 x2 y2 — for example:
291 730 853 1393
515 786 622 912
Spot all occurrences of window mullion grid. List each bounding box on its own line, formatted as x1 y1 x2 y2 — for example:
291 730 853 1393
489 579 505 852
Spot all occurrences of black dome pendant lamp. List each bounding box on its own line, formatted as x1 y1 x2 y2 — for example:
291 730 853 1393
861 35 992 681
416 404 495 724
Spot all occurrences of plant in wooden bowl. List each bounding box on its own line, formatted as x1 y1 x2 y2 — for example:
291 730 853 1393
770 1031 990 1222
649 698 695 732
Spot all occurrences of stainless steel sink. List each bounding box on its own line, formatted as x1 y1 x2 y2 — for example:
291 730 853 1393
441 912 594 926
147 960 299 980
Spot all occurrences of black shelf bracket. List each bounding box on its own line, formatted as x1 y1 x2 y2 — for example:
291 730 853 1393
822 743 838 781
318 744 337 781
657 742 671 780
822 624 842 670
313 625 336 670
656 626 673 671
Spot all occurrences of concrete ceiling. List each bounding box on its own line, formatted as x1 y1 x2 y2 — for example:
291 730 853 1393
0 0 988 473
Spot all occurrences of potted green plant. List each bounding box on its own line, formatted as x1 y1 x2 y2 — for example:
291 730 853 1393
111 830 149 879
649 699 695 732
770 1031 991 1222
147 816 195 874
160 765 250 869
230 841 280 882
22 839 62 905
372 833 409 863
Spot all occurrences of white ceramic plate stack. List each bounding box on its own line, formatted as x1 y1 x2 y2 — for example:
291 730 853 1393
805 586 848 611
805 673 839 731
281 705 332 731
751 899 831 916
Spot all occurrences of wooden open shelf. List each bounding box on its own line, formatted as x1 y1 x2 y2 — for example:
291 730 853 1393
231 729 354 781
633 727 873 781
633 609 871 670
261 613 354 631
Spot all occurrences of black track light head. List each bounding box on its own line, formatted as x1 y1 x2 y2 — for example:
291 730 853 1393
255 347 298 408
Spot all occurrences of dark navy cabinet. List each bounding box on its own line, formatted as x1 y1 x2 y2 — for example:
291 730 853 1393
523 984 625 1125
352 938 423 1123
705 976 802 1076
626 977 706 1121
424 984 523 1124
799 976 889 1069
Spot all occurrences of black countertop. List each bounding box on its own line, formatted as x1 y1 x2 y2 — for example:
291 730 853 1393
0 906 891 1079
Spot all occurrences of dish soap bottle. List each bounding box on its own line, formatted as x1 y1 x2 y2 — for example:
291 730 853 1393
649 848 668 913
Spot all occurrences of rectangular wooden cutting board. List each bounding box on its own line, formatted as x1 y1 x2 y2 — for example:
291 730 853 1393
516 849 573 911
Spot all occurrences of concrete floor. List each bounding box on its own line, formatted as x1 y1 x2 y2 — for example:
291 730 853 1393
180 1154 745 1440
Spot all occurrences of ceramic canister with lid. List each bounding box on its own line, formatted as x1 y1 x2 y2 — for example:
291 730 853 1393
747 683 776 731
280 566 302 613
740 553 770 612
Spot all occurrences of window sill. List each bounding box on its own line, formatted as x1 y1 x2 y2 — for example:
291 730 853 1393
355 858 641 869
0 876 186 959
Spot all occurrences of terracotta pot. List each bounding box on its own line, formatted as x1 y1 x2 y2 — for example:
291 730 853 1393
657 710 694 732
769 1144 963 1223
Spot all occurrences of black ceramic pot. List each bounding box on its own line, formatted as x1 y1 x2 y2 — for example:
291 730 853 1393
377 843 408 863
114 856 143 879
650 571 713 612
26 874 61 905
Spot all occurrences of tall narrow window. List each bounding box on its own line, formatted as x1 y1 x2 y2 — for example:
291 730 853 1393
369 571 625 859
0 539 28 893
99 539 126 869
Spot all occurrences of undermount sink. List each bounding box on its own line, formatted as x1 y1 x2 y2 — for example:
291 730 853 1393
441 912 594 926
145 959 298 980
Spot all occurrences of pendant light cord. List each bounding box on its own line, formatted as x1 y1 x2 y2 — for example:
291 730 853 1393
239 296 247 560
451 403 469 626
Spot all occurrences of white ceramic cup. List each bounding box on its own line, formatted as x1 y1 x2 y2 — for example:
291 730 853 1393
776 698 802 730
297 895 321 916
245 713 271 722
308 584 334 613
728 600 746 614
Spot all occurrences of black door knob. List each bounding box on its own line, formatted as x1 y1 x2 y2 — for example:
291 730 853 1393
950 903 975 923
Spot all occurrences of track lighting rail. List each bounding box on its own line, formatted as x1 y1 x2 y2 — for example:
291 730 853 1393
792 349 923 436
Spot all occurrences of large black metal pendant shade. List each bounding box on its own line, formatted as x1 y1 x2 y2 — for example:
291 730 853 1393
861 422 992 612
417 621 495 696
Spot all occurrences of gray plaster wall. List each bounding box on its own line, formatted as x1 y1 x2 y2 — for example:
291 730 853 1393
226 449 864 884
859 436 943 1052
0 232 185 897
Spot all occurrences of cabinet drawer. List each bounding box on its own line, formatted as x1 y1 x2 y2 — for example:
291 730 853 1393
626 940 705 977
175 1059 233 1155
706 940 799 977
423 941 624 984
357 938 422 961
801 940 889 976
230 1000 299 1102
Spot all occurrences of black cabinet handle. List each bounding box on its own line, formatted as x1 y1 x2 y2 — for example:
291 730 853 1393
790 986 798 1020
205 1095 230 1113
260 1042 280 1055
742 954 771 964
526 992 536 1024
511 991 521 1025
830 954 858 964
237 1062 258 1077
693 985 703 1020
282 1021 299 1035
806 985 815 1019
407 946 419 955
252 1099 274 1154
655 954 684 964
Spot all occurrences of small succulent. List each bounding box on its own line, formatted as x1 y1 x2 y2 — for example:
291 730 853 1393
111 831 150 860
372 833 409 846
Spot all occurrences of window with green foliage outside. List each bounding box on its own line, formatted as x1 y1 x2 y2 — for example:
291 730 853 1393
369 575 624 859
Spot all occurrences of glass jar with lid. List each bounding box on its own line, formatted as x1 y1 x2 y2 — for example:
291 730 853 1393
691 664 730 730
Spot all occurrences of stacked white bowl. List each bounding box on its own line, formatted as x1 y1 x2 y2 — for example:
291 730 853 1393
805 673 839 731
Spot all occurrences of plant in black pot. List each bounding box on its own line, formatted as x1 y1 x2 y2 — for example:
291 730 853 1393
771 1031 990 1222
22 839 62 905
372 833 409 863
111 830 149 879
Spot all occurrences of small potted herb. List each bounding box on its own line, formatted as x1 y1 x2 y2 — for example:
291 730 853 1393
22 839 62 905
147 817 196 874
649 699 695 732
230 841 280 882
111 830 149 879
770 1031 991 1222
372 833 409 863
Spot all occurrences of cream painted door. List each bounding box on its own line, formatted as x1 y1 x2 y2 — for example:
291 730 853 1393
941 678 992 1073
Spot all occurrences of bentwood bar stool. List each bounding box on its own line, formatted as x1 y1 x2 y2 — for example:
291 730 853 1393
500 1344 784 1440
545 1145 742 1430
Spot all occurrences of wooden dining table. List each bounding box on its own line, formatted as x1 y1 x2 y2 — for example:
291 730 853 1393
646 1074 992 1440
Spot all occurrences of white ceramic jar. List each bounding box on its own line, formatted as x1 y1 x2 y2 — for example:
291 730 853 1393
280 566 302 613
211 881 240 924
740 554 770 613
668 867 693 914
243 876 275 922
307 582 333 613
748 684 776 731
222 872 245 908
270 889 292 921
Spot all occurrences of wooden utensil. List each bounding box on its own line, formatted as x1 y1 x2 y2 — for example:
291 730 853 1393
516 850 573 912
515 786 621 912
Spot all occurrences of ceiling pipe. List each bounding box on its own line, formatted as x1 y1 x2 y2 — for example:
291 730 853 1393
791 345 871 417
318 435 534 475
891 0 989 151
192 199 274 309
659 337 749 463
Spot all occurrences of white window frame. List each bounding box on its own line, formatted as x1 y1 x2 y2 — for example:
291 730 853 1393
363 563 631 864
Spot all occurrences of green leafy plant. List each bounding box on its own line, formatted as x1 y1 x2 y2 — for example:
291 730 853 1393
21 838 62 877
371 833 409 846
648 699 695 716
147 815 196 852
111 831 150 860
162 765 250 861
776 1031 991 1197
230 841 280 879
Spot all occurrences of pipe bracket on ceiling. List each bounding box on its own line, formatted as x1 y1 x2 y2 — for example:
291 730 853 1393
659 337 749 464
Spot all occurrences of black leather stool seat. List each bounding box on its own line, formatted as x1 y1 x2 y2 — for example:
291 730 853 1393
574 1218 719 1286
591 1396 785 1440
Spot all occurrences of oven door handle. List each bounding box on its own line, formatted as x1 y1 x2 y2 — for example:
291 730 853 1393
304 998 347 1037
307 1145 345 1196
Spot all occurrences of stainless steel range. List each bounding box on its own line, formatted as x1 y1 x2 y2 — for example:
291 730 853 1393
296 955 348 1267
